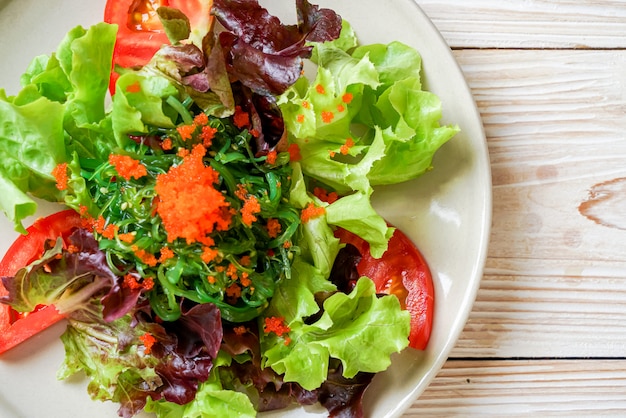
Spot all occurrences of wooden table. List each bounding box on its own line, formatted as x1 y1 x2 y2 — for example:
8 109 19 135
405 1 626 415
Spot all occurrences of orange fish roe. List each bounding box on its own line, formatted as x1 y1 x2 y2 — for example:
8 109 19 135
93 215 118 239
263 316 290 337
161 138 173 151
101 223 119 240
123 273 154 291
235 183 248 200
226 283 242 300
283 240 292 249
123 273 141 290
132 245 158 267
177 148 190 158
233 106 250 129
109 154 148 181
201 246 219 263
155 144 232 245
139 332 157 354
240 255 251 266
80 215 96 230
337 104 345 112
126 81 141 93
241 195 261 226
240 272 251 287
342 92 353 104
52 162 69 191
250 128 260 138
177 124 196 141
329 150 336 158
266 218 282 238
266 150 278 165
315 84 326 94
94 215 106 233
158 246 175 263
313 187 339 204
287 143 301 161
79 205 89 217
67 244 79 254
207 275 217 284
193 112 209 126
300 202 325 223
118 232 136 243
296 114 305 123
233 325 248 336
200 125 217 147
339 138 355 155
321 111 334 124
302 100 310 109
226 263 239 279
142 277 155 290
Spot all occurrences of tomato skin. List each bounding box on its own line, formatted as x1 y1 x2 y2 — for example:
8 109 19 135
0 209 82 354
104 0 213 91
335 227 434 350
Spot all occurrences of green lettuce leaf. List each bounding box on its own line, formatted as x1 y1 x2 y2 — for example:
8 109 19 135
0 23 117 232
58 314 161 405
325 189 394 258
145 353 257 418
0 94 66 232
279 33 458 255
261 277 410 390
111 71 178 147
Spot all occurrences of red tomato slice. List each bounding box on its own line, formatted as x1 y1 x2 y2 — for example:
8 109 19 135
335 226 435 350
104 0 214 92
0 209 82 354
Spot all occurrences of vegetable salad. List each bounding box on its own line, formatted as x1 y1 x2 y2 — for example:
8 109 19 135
0 0 458 417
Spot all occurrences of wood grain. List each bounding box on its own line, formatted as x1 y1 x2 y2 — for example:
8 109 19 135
408 360 626 416
450 49 626 357
417 0 626 49
403 1 626 415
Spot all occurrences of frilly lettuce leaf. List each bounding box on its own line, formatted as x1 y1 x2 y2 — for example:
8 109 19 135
0 94 65 233
278 23 458 256
261 277 410 390
325 189 394 258
111 71 179 147
145 353 257 418
0 23 116 233
60 303 224 417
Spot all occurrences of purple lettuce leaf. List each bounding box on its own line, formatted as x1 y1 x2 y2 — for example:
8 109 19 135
220 321 374 417
0 228 141 321
212 0 342 95
61 302 223 418
296 0 343 43
152 303 223 405
318 360 375 418
233 82 286 154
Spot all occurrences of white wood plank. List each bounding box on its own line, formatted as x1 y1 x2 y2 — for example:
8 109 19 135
406 360 626 416
434 49 626 358
417 0 626 49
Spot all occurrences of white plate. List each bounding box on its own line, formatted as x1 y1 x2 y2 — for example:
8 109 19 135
0 1 491 417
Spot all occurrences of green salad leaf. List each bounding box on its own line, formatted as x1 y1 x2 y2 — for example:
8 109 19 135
278 20 458 256
0 22 116 232
0 4 453 415
261 277 410 390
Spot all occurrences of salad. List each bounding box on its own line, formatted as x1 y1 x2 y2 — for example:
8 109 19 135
0 0 458 417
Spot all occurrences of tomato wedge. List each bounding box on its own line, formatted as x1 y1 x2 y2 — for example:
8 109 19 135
0 209 82 354
335 227 434 350
104 0 214 91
